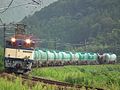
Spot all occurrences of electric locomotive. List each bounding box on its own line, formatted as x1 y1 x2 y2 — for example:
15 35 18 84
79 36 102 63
4 24 36 73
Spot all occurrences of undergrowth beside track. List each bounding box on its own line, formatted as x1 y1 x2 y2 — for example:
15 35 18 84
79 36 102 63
0 77 57 90
0 75 87 90
32 64 120 90
0 60 4 71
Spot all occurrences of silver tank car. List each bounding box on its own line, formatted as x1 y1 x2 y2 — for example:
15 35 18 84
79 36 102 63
98 53 117 64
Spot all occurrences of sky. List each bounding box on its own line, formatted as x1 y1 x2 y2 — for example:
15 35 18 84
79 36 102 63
0 0 57 24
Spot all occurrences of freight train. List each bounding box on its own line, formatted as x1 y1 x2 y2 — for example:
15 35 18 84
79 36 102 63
4 24 117 73
32 49 117 67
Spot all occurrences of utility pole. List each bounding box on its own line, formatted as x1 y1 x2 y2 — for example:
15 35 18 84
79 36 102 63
0 18 6 66
85 39 87 51
3 23 6 67
55 37 57 50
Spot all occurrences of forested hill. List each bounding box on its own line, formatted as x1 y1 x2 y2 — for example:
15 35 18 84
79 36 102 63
22 0 120 55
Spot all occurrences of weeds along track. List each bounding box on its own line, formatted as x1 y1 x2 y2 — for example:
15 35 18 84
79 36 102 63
0 70 14 77
0 70 104 90
32 63 118 69
22 75 104 90
0 70 5 74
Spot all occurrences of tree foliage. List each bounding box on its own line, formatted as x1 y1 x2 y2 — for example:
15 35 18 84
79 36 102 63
21 0 120 55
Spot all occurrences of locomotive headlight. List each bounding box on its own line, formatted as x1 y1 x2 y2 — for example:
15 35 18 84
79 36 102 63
11 37 16 42
25 39 31 44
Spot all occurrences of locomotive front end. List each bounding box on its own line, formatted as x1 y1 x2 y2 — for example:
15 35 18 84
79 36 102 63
4 24 36 74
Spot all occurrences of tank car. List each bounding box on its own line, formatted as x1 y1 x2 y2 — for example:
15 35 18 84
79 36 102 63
33 49 117 67
33 49 64 67
98 53 117 64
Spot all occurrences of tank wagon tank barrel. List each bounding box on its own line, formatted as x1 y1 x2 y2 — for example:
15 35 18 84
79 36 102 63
32 48 117 67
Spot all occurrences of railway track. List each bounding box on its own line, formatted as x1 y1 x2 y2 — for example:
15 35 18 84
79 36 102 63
22 75 104 90
0 70 104 90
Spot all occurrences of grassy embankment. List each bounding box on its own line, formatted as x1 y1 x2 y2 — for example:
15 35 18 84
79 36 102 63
0 64 119 90
0 76 59 90
32 65 120 90
0 75 84 90
0 59 4 71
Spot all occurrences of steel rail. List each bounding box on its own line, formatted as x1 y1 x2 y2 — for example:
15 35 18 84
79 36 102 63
22 75 104 90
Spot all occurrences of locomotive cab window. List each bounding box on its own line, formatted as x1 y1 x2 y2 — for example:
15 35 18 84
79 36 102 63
6 39 35 50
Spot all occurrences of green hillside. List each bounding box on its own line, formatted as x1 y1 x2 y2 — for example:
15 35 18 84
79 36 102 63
22 0 120 57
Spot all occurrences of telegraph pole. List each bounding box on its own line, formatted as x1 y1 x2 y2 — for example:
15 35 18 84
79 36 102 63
3 23 6 67
85 39 87 51
0 18 6 66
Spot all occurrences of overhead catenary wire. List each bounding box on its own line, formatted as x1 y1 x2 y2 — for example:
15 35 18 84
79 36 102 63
0 0 41 25
0 2 32 11
32 0 41 4
0 0 14 26
0 0 40 13
0 18 3 25
0 0 14 14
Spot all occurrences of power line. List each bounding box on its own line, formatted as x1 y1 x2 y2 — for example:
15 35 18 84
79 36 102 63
0 18 3 25
0 0 14 14
32 0 41 4
0 0 41 24
0 0 41 11
0 2 32 11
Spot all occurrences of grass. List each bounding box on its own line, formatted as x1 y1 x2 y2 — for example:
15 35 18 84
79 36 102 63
0 76 71 90
0 55 119 90
0 76 91 90
0 60 4 71
32 64 120 90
